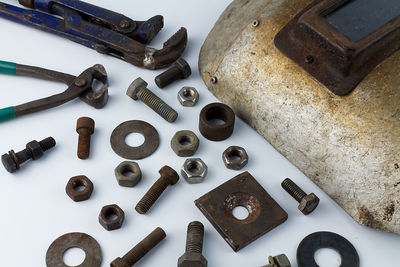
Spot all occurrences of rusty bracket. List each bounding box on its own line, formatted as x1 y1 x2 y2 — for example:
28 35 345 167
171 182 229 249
195 171 288 252
274 0 400 95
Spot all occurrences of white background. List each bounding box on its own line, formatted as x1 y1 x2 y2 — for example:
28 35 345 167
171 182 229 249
0 0 399 266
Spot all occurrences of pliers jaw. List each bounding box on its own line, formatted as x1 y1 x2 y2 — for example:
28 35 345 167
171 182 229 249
79 64 108 109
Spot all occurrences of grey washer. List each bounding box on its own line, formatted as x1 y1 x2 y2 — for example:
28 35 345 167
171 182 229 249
46 232 102 267
110 120 159 160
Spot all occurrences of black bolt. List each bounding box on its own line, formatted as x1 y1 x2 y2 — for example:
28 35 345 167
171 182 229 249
281 178 319 215
1 137 56 173
154 58 191 88
178 221 208 267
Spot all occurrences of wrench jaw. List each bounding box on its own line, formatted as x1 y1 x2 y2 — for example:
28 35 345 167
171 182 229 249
142 27 188 70
130 15 164 45
79 64 109 109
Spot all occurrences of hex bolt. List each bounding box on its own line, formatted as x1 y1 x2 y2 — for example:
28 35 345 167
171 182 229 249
76 117 95 159
135 165 179 214
154 58 191 88
127 78 178 123
262 254 291 267
1 137 56 173
110 227 166 267
281 178 320 215
178 221 208 267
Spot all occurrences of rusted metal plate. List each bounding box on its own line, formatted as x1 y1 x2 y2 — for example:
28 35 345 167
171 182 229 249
198 0 400 234
195 172 288 252
274 0 400 96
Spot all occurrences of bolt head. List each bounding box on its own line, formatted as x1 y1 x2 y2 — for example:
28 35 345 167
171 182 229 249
26 140 44 160
178 253 208 267
110 257 130 267
1 153 17 173
174 58 192 78
298 193 320 215
127 77 148 100
159 165 179 185
76 117 95 134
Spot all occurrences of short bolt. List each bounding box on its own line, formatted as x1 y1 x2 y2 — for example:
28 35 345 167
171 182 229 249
154 58 191 88
178 221 208 267
110 227 166 267
1 137 56 173
76 117 95 159
135 166 179 214
262 254 291 267
281 178 320 215
127 78 178 123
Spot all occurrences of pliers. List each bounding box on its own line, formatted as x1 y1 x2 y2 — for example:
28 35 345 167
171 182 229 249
0 60 108 123
0 0 187 69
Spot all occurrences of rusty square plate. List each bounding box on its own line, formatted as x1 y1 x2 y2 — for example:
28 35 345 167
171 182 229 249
195 171 288 251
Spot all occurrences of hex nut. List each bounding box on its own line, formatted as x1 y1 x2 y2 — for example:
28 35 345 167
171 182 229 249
181 158 208 184
65 175 94 202
178 253 208 267
222 146 248 170
171 130 200 157
26 140 44 160
178 87 199 107
115 161 142 187
99 204 125 231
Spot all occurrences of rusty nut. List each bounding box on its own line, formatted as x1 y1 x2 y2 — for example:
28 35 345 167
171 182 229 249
65 175 94 202
99 204 125 231
171 130 200 157
115 161 142 187
181 158 208 184
178 87 199 107
222 146 248 170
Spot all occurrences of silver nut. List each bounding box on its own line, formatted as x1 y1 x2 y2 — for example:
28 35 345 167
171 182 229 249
171 130 200 157
178 87 199 107
181 158 208 184
114 161 142 187
222 146 248 170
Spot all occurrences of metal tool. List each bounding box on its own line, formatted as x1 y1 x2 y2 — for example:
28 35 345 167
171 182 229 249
0 60 108 123
0 0 188 69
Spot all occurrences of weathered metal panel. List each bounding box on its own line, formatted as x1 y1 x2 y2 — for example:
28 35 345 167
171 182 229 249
199 0 400 234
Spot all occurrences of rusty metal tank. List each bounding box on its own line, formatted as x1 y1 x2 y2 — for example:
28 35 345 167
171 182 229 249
199 0 400 234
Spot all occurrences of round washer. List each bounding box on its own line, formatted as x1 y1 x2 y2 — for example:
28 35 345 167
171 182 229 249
297 231 359 267
110 120 159 160
46 232 102 267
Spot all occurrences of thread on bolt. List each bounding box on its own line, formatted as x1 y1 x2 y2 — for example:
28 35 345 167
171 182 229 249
186 221 204 254
135 178 170 214
281 178 306 202
137 89 178 122
39 137 56 151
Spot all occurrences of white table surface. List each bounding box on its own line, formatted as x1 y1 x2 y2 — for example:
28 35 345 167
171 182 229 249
0 0 399 266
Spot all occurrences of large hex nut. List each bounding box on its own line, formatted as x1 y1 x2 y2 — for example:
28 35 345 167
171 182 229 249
178 253 208 267
178 87 199 107
115 161 142 187
181 158 208 184
66 175 94 202
171 130 200 157
222 146 248 170
99 204 125 231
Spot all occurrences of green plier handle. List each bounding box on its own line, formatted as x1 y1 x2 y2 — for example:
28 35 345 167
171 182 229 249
0 61 17 122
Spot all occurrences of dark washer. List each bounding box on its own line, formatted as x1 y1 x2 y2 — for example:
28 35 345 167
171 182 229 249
297 231 359 267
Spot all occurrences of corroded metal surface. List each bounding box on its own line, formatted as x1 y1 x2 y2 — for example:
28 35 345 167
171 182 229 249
199 0 400 234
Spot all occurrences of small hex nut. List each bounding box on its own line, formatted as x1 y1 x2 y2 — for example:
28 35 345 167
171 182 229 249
115 161 142 187
178 253 208 267
178 87 199 107
99 204 125 231
298 193 320 215
222 146 248 170
66 175 94 202
26 140 43 160
171 130 200 157
181 158 208 184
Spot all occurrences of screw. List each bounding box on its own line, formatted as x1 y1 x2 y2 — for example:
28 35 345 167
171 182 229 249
1 137 56 173
76 117 95 159
127 78 178 123
110 227 166 267
281 178 320 215
178 221 208 267
135 165 179 214
154 58 191 88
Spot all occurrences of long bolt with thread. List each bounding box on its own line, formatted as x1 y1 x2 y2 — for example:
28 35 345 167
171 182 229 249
178 221 208 267
281 178 319 215
126 77 178 123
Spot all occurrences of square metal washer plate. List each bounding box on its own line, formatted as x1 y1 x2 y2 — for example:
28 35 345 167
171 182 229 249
195 172 288 251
